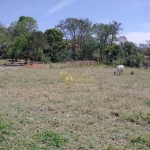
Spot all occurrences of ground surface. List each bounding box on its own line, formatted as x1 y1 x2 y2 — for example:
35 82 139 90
0 64 150 150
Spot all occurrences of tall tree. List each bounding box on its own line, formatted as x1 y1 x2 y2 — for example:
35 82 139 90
76 18 92 49
77 38 97 60
8 16 39 62
0 23 12 58
109 21 122 46
146 40 150 46
92 23 111 61
28 31 45 62
56 18 92 55
9 35 27 62
56 18 79 55
8 16 38 37
104 45 120 64
92 21 122 61
44 28 66 62
123 41 143 67
118 36 127 48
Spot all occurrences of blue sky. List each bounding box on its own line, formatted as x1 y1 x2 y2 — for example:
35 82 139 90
1 0 150 45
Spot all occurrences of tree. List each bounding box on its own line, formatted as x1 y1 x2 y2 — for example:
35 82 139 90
122 41 143 67
92 23 111 61
104 44 120 64
77 38 97 60
56 18 92 56
9 35 27 62
92 21 122 61
145 40 150 58
139 43 147 49
0 23 12 58
8 16 38 37
28 31 45 63
8 16 39 63
109 21 122 46
147 48 150 58
118 36 127 48
44 28 66 62
146 40 150 48
138 43 148 56
56 18 79 47
76 18 92 49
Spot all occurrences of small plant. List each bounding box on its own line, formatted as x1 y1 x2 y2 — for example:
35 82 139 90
125 111 150 124
131 136 146 144
0 120 13 142
144 100 150 107
36 131 67 148
130 71 134 75
130 135 150 148
125 112 142 124
0 120 15 149
47 106 55 111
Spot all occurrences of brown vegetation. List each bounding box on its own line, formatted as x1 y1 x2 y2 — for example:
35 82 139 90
66 60 97 67
24 63 47 69
0 64 150 149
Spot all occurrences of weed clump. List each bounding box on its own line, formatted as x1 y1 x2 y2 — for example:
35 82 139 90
125 111 150 125
130 135 150 149
36 131 67 148
130 71 134 75
144 100 150 107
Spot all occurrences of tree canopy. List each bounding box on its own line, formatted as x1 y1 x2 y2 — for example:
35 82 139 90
0 16 146 66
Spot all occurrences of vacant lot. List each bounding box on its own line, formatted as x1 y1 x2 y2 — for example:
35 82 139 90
0 64 150 150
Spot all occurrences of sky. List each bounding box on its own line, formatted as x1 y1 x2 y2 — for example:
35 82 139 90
1 0 150 45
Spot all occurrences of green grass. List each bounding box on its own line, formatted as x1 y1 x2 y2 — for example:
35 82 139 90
144 100 150 107
0 64 150 149
36 130 67 149
125 111 150 125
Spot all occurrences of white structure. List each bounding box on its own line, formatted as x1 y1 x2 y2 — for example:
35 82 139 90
114 65 125 76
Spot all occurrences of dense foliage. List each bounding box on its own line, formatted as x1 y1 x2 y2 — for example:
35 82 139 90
0 16 148 66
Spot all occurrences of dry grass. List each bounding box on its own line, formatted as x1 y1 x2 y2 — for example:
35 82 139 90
0 64 150 149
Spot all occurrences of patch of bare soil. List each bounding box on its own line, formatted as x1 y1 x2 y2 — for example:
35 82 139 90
24 63 47 69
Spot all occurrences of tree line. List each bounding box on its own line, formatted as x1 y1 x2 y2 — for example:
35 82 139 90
0 16 149 67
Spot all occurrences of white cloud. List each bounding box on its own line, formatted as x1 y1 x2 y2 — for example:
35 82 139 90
44 0 76 16
122 32 150 45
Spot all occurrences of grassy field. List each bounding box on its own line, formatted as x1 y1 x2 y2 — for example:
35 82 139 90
0 64 150 150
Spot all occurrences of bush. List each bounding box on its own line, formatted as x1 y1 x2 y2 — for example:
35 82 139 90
113 57 126 66
40 54 51 63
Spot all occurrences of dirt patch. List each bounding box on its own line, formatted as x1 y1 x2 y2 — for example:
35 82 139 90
24 63 47 69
